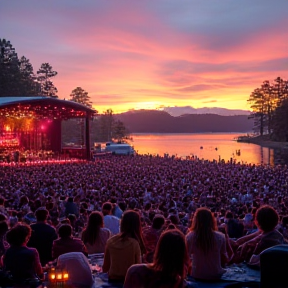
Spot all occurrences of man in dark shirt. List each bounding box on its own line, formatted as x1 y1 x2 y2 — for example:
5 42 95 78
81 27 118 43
27 208 58 266
52 224 87 259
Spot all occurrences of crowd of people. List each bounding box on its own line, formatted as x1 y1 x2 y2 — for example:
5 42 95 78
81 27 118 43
0 154 288 287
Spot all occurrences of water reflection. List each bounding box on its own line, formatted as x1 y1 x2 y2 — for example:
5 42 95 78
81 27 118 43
131 133 288 166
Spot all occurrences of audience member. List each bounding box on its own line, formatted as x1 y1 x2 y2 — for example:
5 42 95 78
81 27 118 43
52 224 87 259
27 208 58 266
81 211 111 254
102 210 145 282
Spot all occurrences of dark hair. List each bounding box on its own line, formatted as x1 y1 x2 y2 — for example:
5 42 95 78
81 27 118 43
35 208 49 221
190 207 217 254
225 211 234 219
68 197 74 203
169 214 180 225
6 223 31 246
255 205 279 232
152 229 188 281
81 211 103 245
120 210 146 254
58 224 72 238
152 215 165 230
102 202 112 216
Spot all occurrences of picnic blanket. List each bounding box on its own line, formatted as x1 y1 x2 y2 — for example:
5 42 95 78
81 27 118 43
92 263 260 288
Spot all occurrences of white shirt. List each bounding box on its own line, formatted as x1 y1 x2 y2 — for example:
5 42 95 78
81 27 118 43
103 215 120 235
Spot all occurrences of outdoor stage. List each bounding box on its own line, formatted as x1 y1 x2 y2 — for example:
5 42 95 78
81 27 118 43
0 96 96 160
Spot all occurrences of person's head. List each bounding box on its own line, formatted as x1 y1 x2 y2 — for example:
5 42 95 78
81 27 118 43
191 207 217 232
35 208 49 222
87 211 103 229
6 223 31 246
67 214 76 226
58 224 72 238
102 202 112 216
152 214 165 230
82 211 104 245
121 210 146 253
255 205 279 232
19 195 29 206
121 210 141 237
153 229 188 279
225 211 234 220
169 214 180 225
68 197 74 203
190 207 217 254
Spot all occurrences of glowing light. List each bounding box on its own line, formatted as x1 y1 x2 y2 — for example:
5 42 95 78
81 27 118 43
4 125 10 132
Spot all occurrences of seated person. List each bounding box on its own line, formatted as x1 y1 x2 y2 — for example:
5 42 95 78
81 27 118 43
142 214 165 263
2 223 43 284
81 211 111 254
124 229 195 288
102 210 145 282
186 208 233 280
234 205 286 266
52 224 87 259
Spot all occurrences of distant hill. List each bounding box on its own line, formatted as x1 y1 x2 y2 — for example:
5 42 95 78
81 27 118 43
162 106 251 117
115 110 253 133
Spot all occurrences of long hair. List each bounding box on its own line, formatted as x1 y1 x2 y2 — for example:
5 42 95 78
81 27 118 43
152 229 188 282
120 210 146 254
190 207 217 254
81 211 103 245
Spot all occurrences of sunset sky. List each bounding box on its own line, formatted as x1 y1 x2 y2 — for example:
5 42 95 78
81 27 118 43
1 0 288 113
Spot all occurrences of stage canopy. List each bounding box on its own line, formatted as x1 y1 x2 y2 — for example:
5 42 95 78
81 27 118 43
0 96 96 119
0 97 97 160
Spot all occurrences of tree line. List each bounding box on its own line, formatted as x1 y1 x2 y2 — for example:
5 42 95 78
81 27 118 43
0 38 130 144
248 77 288 141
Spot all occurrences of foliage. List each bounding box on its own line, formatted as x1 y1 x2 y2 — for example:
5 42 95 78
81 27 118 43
36 63 58 97
69 87 92 108
62 109 131 145
0 39 39 96
248 77 288 140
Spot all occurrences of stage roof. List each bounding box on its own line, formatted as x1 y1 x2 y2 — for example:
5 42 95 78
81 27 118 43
0 96 96 119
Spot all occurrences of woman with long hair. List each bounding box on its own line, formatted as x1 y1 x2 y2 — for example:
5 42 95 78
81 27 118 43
186 207 233 280
124 229 195 288
81 211 111 254
102 210 146 282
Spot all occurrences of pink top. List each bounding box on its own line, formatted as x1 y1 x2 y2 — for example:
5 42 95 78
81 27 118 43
186 230 227 280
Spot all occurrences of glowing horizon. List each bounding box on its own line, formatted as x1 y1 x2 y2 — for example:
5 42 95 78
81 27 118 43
1 0 288 114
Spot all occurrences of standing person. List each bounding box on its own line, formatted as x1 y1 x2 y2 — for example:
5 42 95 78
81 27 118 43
102 210 146 283
186 207 233 280
27 208 58 266
2 223 43 285
102 202 120 236
81 211 111 254
124 229 195 288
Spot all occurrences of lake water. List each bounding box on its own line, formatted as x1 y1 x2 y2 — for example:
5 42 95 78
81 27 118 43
131 133 287 165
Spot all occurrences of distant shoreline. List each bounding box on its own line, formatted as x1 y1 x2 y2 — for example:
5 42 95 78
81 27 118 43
237 135 288 150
